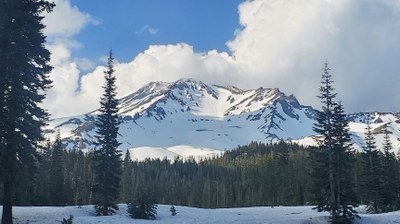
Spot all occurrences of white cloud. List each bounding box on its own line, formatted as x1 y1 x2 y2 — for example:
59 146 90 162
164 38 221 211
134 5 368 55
135 25 159 35
43 0 97 37
227 0 400 112
44 0 400 118
41 0 99 118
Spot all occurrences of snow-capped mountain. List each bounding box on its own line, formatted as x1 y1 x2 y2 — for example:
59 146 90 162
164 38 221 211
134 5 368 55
45 79 400 160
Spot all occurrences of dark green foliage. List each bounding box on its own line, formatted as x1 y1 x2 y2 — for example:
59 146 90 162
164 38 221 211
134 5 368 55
359 117 382 213
311 62 337 214
120 142 313 208
49 132 66 206
120 150 133 203
0 0 54 223
310 62 357 224
2 139 400 212
379 124 400 212
170 205 177 216
33 148 95 206
67 149 92 206
92 51 122 216
34 140 52 205
1 146 95 207
127 189 158 220
61 215 73 224
331 103 358 222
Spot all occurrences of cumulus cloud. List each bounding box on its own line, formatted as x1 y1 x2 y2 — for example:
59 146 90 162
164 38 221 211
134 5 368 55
43 0 97 37
43 0 400 118
78 44 241 115
227 0 400 112
225 0 400 112
41 0 98 118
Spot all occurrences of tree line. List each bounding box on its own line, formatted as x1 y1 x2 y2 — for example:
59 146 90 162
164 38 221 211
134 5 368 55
1 138 399 212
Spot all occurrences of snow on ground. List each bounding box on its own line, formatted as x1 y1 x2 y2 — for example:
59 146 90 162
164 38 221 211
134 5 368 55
1 204 399 224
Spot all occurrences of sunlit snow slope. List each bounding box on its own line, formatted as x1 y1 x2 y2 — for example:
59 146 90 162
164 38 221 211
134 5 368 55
45 79 400 160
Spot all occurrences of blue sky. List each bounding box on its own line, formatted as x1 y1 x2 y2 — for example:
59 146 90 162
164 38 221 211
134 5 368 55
70 0 242 62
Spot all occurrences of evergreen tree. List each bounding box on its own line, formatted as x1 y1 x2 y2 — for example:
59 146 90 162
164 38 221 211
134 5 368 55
379 124 400 212
128 189 158 220
360 116 381 213
311 62 337 215
331 103 357 222
311 62 357 223
0 1 54 223
71 149 87 206
92 51 122 216
35 139 52 205
49 131 66 205
120 150 133 203
61 215 73 224
170 205 177 216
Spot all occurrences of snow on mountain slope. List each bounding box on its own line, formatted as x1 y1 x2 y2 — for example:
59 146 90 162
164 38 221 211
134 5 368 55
293 112 400 153
128 145 221 161
128 146 179 161
347 112 400 152
46 79 400 159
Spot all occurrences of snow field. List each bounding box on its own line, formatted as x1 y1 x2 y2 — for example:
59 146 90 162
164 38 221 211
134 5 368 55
2 204 400 224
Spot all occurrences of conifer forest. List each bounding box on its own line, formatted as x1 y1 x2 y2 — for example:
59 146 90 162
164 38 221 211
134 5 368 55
1 139 399 214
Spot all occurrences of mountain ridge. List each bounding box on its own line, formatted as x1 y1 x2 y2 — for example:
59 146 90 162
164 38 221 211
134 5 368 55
45 79 400 160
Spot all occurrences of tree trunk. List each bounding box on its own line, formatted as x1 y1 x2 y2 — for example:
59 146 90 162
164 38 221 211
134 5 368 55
328 146 337 219
1 178 14 224
1 205 12 224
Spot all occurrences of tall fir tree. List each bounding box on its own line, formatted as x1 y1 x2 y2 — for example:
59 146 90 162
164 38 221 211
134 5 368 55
0 1 54 223
311 62 337 214
71 149 88 206
49 131 66 206
92 51 122 216
379 124 400 212
360 115 381 213
311 62 357 223
121 150 133 203
331 103 357 222
35 139 52 205
127 187 158 220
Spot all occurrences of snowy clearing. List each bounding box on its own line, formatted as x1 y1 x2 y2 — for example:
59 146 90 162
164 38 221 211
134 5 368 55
1 204 399 224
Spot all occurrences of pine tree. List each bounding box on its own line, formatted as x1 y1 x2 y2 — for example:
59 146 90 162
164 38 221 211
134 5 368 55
170 205 177 216
49 131 66 205
360 115 381 213
331 103 357 222
72 149 87 206
120 150 133 203
379 124 400 212
92 51 122 216
35 139 52 205
311 62 357 223
0 1 54 223
127 189 158 220
61 215 73 224
311 62 337 214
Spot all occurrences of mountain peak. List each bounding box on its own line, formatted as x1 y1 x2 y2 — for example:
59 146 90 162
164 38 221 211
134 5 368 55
48 78 317 152
46 78 400 161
